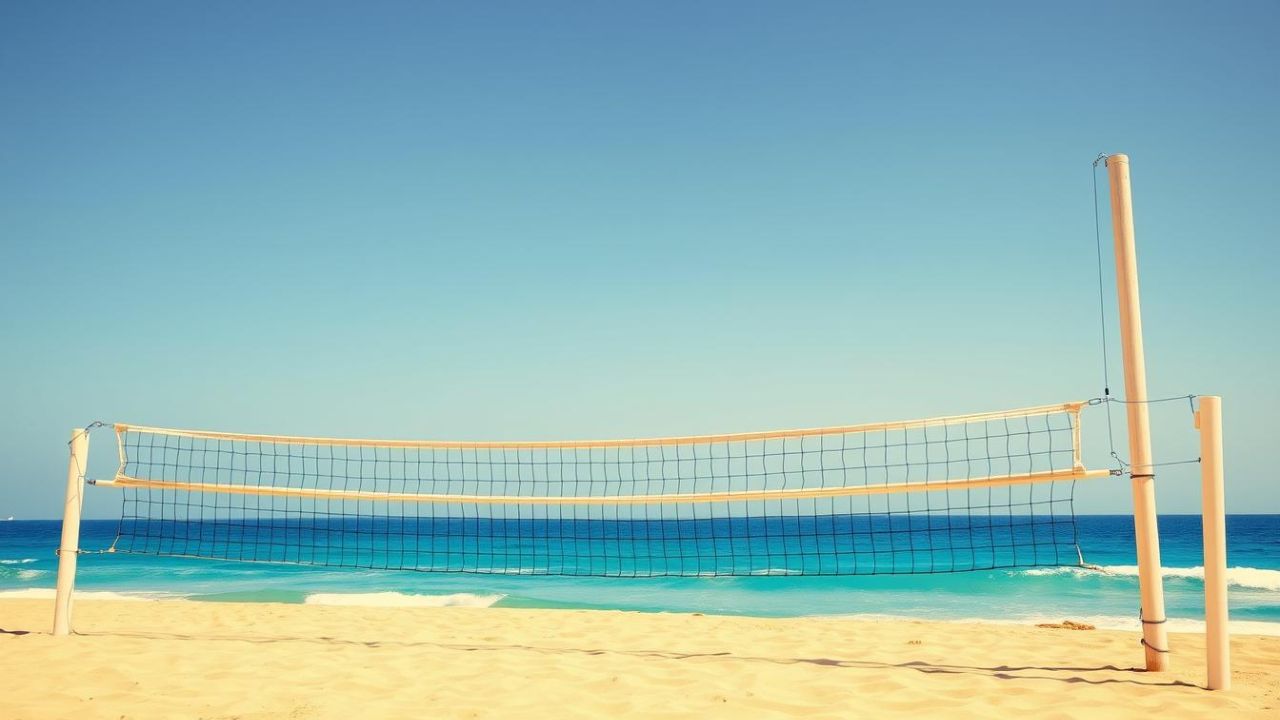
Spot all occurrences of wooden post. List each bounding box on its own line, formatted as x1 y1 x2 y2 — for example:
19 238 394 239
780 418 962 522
1196 396 1230 690
53 428 89 636
1106 153 1169 671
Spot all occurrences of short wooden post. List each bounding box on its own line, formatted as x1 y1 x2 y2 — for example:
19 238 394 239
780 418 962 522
1107 153 1170 671
1196 396 1230 690
53 428 89 636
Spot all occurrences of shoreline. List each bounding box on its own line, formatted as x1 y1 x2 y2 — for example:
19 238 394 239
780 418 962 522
5 587 1280 638
2 598 1278 718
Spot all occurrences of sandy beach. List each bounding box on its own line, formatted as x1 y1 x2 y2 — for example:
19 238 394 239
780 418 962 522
1 599 1276 719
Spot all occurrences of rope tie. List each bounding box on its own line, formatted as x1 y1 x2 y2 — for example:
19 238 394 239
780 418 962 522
1139 609 1170 653
54 547 116 557
1141 638 1171 654
1083 396 1203 473
68 421 110 447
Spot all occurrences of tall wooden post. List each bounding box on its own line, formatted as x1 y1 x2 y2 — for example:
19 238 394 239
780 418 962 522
53 428 89 636
1197 396 1230 690
1106 153 1169 671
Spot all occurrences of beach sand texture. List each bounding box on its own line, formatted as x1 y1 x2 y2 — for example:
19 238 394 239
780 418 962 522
1 598 1277 719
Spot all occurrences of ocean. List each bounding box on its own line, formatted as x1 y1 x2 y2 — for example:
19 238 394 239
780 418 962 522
2 515 1277 635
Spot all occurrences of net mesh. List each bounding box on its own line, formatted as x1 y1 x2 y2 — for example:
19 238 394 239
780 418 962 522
97 403 1099 577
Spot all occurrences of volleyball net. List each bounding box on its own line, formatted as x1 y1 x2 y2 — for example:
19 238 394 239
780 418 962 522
85 401 1110 577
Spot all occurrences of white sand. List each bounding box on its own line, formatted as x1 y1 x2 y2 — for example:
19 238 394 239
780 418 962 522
1 598 1277 718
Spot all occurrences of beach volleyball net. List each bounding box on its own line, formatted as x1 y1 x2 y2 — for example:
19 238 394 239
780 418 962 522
87 401 1109 577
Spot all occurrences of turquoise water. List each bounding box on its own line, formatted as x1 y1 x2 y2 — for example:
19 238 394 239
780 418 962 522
2 516 1277 633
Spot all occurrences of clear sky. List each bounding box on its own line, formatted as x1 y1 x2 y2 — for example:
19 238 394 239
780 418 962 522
2 2 1277 519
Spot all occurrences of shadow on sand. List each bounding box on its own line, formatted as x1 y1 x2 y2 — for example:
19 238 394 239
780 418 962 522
66 628 1197 688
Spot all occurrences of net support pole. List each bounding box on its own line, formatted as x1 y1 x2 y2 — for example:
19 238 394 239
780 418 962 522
52 428 89 636
1196 396 1230 690
1106 153 1169 671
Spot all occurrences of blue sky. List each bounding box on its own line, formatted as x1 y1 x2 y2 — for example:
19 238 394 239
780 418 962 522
2 1 1277 519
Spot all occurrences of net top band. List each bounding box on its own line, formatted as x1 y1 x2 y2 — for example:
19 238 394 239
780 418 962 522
113 401 1086 450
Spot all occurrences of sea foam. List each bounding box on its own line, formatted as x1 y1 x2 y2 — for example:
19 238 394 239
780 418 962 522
1019 565 1280 592
303 592 505 608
